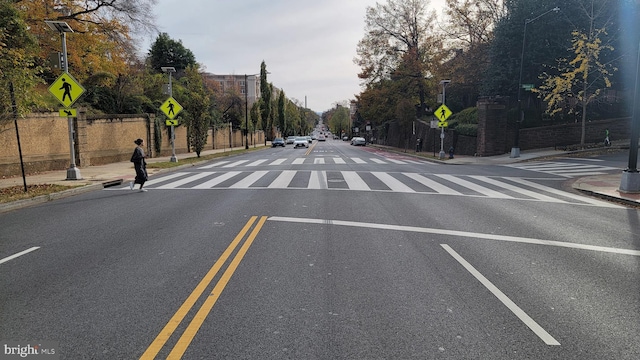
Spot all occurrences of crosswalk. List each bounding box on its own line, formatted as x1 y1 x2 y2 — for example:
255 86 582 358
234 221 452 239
115 170 619 207
504 160 618 178
197 156 430 168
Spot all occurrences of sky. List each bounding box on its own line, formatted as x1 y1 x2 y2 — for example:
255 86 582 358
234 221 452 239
142 0 446 113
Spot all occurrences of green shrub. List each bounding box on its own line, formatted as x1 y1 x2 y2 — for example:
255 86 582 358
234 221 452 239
454 123 477 136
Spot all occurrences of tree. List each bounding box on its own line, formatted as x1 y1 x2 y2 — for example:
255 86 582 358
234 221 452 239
259 61 272 139
277 90 286 135
148 33 196 73
354 0 441 118
535 27 616 147
179 65 211 157
0 1 42 122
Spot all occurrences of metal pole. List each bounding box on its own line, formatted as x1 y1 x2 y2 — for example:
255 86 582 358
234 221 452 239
61 31 82 180
245 74 249 149
10 82 28 192
620 39 640 192
169 71 177 162
439 81 446 159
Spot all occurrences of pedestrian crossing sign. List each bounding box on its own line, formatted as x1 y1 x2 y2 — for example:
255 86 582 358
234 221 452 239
166 119 179 126
435 104 452 122
160 97 183 120
48 72 85 108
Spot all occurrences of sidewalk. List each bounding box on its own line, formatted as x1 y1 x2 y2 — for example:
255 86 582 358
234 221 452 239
1 144 638 212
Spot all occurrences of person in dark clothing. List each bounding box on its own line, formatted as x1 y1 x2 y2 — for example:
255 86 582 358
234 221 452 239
129 138 148 192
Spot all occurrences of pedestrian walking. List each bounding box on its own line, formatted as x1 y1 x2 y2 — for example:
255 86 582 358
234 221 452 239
130 138 148 192
604 128 611 147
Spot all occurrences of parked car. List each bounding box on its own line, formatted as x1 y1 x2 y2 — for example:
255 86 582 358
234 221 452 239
271 138 285 147
351 137 366 146
306 136 313 143
342 136 349 141
286 136 296 144
294 136 309 148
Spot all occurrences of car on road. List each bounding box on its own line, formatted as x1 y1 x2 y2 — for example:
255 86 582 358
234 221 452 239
318 134 326 141
293 136 309 148
271 138 285 147
306 136 313 143
342 136 349 141
351 137 366 146
285 136 296 144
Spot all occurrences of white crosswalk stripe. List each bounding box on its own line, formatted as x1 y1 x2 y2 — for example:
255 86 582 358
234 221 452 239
196 156 431 168
118 170 621 207
505 161 618 178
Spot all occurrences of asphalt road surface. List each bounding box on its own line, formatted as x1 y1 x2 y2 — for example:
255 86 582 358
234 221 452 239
1 139 638 359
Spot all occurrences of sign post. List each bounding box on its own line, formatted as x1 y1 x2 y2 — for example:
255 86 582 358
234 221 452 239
46 20 84 180
434 104 452 159
161 67 179 162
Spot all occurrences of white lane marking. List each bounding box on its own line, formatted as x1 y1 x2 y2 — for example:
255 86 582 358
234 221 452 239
192 172 241 189
436 174 512 199
269 158 287 166
341 171 370 191
155 172 216 189
267 217 640 256
314 158 325 164
386 158 408 164
0 247 40 265
370 158 387 164
229 171 269 188
402 173 463 195
197 161 230 169
246 159 268 167
469 176 565 203
507 178 623 208
268 170 296 188
351 157 366 164
441 244 561 346
223 160 249 168
371 172 415 193
142 172 191 186
333 158 346 164
308 171 327 189
292 158 305 165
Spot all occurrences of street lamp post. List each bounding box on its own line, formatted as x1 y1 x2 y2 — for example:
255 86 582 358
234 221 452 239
45 20 81 180
161 67 177 162
511 7 560 158
620 39 640 192
439 79 451 160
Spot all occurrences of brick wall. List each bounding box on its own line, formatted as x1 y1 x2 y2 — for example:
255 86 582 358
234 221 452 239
1 111 265 177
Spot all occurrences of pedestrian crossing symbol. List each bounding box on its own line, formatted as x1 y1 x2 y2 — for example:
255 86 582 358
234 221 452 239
48 72 85 108
160 97 183 120
435 104 452 122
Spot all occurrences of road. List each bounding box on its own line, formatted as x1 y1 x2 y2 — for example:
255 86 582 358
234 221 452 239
1 139 638 359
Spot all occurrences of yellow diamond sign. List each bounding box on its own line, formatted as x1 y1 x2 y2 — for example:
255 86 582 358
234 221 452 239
48 72 85 108
160 97 183 120
435 104 452 122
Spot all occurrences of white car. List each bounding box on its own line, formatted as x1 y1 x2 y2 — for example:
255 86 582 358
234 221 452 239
350 137 366 146
293 136 309 148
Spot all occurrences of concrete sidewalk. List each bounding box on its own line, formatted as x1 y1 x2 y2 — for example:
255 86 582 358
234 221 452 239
1 144 638 212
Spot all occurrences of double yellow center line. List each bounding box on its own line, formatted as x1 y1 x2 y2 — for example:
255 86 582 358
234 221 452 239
140 215 268 359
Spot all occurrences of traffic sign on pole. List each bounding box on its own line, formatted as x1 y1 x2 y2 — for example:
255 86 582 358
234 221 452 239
48 72 85 108
434 104 452 122
160 97 183 120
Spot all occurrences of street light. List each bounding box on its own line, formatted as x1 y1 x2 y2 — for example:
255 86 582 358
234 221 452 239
45 20 81 180
161 67 177 162
511 6 560 158
439 80 451 159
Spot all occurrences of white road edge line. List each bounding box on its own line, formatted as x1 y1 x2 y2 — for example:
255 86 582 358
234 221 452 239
0 247 40 265
267 217 640 256
440 244 561 346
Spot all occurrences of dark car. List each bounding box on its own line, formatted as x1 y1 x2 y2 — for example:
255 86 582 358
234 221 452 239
271 138 285 147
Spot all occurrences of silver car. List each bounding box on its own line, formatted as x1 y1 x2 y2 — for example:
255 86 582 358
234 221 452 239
350 137 366 146
293 136 309 148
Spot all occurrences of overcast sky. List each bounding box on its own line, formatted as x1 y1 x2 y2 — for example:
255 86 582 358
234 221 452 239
143 0 446 113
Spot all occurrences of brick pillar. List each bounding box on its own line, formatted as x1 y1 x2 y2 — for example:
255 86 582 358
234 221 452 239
476 96 510 156
76 108 90 166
